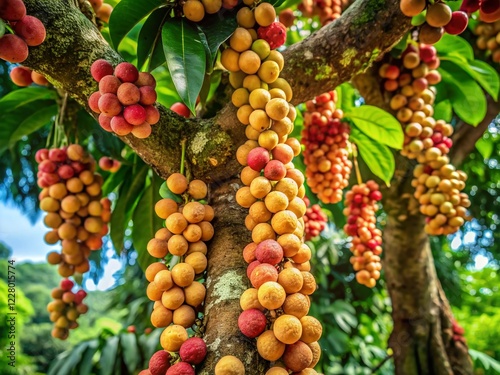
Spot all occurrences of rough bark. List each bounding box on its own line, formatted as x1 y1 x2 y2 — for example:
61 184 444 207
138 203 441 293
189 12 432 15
201 179 267 374
354 69 475 375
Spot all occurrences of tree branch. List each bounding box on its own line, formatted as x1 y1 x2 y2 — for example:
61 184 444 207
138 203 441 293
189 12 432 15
23 0 411 181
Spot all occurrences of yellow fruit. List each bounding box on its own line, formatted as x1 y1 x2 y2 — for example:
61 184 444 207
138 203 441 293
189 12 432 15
273 314 302 344
258 281 286 310
257 330 286 361
215 355 245 375
160 324 188 352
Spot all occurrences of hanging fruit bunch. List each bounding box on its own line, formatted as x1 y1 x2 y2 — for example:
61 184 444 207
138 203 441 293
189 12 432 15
301 91 352 204
460 0 500 23
47 279 88 340
140 167 211 373
88 59 160 139
473 20 500 62
89 0 113 23
378 43 471 235
297 0 351 25
0 0 46 63
224 2 323 373
399 0 470 44
303 197 328 241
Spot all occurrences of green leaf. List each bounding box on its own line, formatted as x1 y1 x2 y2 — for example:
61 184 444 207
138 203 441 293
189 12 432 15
120 333 140 372
102 165 129 196
336 82 356 113
475 137 494 160
469 349 500 374
79 340 99 375
109 0 165 48
439 60 487 126
266 0 287 7
350 128 395 185
433 100 452 122
0 87 57 114
54 343 88 375
137 7 169 71
9 104 57 146
345 105 403 150
162 18 207 113
110 162 149 253
0 100 56 155
468 59 500 100
132 173 163 271
196 14 238 69
434 34 474 62
0 19 5 38
100 336 120 375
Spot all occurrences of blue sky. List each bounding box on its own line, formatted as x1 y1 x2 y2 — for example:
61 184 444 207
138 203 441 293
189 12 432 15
0 202 122 290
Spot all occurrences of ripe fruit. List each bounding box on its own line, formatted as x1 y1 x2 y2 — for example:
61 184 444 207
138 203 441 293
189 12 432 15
149 350 171 375
0 34 28 63
399 0 426 17
179 337 207 365
215 356 245 375
13 15 46 46
238 308 267 338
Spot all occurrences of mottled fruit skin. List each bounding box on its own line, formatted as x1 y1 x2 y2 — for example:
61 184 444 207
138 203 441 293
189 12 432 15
90 59 114 82
179 337 207 365
114 62 139 83
148 350 171 375
0 34 28 63
247 147 270 171
258 22 287 49
13 15 46 46
0 0 26 21
166 362 195 375
238 308 267 338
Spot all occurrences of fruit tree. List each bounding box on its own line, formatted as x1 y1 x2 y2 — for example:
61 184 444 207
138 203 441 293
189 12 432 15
0 0 499 374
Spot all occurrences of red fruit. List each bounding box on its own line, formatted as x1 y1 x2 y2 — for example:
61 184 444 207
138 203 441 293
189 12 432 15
255 239 283 265
170 102 191 118
98 113 112 132
0 0 26 21
138 371 151 375
39 159 56 173
250 263 279 288
279 9 295 28
444 11 468 35
123 104 147 125
283 341 313 372
60 278 74 291
135 72 157 87
480 0 500 14
247 147 270 171
238 309 267 338
31 71 49 86
74 290 87 304
99 157 114 171
480 6 500 22
145 105 160 125
49 148 67 162
57 165 74 179
257 22 287 49
88 92 101 113
35 149 49 163
139 86 157 105
0 34 29 63
264 159 286 180
127 325 136 333
13 15 46 46
110 160 121 172
117 82 140 105
166 362 195 375
10 66 33 87
460 0 480 12
110 115 134 135
98 93 122 117
419 45 437 63
114 62 139 83
131 122 152 139
179 337 207 365
148 350 171 375
385 65 400 80
91 59 114 82
246 260 261 279
99 75 121 94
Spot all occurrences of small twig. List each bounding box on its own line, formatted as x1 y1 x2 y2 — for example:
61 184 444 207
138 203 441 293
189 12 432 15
371 354 393 374
351 143 363 185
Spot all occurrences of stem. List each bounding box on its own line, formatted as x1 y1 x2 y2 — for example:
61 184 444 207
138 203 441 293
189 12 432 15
180 138 187 176
371 354 393 374
352 143 363 185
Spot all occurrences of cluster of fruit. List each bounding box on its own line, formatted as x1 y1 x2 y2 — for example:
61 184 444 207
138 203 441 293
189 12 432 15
89 0 113 23
142 338 207 375
225 4 323 374
399 0 469 44
98 156 121 172
182 0 238 22
297 0 350 25
379 44 471 235
344 181 383 288
37 145 111 277
379 44 451 160
141 174 212 373
302 197 328 241
473 20 500 62
9 65 48 86
301 91 352 204
47 279 88 340
0 0 46 63
461 0 500 23
88 59 160 139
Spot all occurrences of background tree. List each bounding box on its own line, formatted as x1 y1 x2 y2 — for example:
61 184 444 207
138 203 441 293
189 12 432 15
0 0 499 374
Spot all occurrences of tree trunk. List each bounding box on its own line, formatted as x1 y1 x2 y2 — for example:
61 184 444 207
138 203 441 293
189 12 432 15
383 181 473 375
